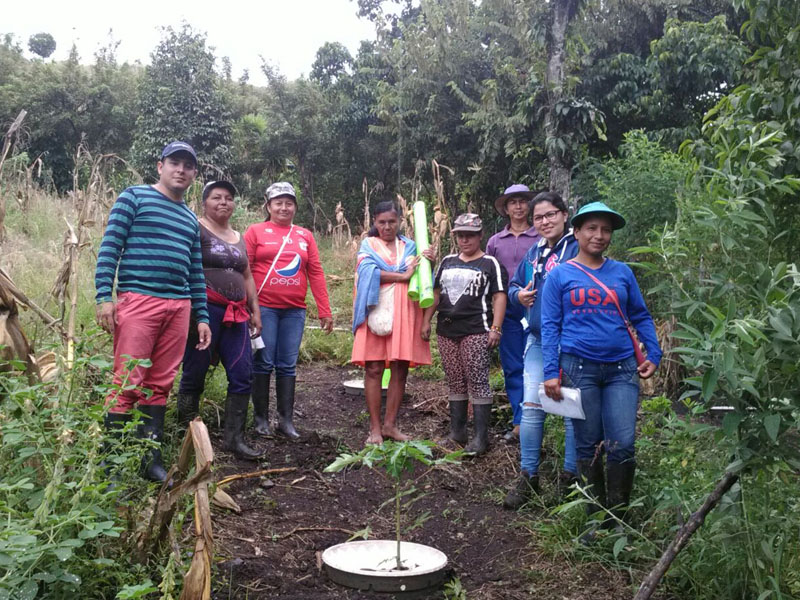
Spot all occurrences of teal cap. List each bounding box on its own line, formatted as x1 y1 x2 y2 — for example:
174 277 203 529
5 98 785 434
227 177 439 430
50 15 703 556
571 201 626 230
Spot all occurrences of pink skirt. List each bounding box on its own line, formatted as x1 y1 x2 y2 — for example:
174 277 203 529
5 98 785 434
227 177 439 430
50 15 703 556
351 280 431 367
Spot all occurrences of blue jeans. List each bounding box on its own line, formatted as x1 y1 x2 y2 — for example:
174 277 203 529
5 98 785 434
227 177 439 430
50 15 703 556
253 307 306 377
560 352 639 464
520 336 577 475
498 314 525 425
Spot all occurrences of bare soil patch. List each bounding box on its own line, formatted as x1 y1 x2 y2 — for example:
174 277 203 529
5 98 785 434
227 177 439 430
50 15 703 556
205 365 633 599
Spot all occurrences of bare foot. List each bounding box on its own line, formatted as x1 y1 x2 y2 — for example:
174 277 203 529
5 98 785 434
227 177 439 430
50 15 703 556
382 425 410 441
365 431 383 445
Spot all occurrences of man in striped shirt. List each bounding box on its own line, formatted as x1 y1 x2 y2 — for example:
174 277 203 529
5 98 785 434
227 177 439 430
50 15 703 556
95 141 211 483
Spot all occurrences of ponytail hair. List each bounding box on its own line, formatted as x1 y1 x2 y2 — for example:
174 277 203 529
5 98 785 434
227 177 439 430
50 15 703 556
367 201 400 237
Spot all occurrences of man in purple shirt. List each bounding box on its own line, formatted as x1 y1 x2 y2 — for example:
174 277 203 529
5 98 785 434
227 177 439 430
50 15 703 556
486 184 541 441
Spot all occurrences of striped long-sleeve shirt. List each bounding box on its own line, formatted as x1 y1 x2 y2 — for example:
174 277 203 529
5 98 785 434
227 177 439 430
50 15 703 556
94 185 209 324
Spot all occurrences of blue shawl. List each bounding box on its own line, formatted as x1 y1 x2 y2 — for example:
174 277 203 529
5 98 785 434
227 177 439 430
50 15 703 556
352 235 417 334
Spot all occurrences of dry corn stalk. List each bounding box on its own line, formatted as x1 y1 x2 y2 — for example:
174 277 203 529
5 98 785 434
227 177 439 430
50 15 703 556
0 110 27 242
135 419 215 600
0 272 37 382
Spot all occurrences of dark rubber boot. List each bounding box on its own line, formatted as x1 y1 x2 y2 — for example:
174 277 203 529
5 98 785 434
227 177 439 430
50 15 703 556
137 405 169 483
276 376 300 440
558 471 579 498
605 461 635 531
503 470 539 510
176 393 200 426
102 412 134 488
223 393 265 460
577 457 607 544
448 400 468 445
251 373 273 436
463 403 491 455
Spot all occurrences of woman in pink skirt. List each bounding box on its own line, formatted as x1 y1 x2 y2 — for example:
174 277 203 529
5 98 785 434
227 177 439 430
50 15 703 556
351 201 434 445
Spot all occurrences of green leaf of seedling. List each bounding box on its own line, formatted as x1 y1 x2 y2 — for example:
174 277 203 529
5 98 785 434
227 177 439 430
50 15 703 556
763 414 781 442
613 535 628 559
116 581 158 599
702 369 719 401
17 580 38 600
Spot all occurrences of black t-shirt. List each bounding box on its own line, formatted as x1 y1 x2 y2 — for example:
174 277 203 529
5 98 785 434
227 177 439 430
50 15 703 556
434 253 508 338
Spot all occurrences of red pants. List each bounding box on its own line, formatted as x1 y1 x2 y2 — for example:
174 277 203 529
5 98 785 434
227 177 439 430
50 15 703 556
106 292 191 413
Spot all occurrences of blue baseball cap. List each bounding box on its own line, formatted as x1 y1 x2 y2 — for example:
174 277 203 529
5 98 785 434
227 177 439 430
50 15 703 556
571 201 626 230
161 141 197 165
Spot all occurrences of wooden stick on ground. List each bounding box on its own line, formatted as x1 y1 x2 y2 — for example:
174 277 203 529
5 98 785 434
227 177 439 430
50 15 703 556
217 466 298 487
634 470 740 600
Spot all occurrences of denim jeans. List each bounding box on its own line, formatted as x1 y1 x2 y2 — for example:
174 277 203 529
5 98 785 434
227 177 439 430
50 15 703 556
253 307 306 377
560 352 639 464
520 336 577 475
498 313 526 425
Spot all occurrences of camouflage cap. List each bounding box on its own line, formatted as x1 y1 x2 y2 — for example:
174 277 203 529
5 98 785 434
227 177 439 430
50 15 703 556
451 213 483 233
265 181 297 201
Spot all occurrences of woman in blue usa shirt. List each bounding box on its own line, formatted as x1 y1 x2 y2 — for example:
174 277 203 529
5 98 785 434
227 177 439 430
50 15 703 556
541 202 661 542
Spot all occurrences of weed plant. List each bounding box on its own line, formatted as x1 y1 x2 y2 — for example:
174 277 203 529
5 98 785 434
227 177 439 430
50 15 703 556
532 398 800 598
0 341 174 598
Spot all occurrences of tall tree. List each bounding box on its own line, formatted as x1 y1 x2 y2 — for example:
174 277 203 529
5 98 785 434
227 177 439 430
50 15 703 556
130 24 233 180
543 0 581 203
27 33 56 59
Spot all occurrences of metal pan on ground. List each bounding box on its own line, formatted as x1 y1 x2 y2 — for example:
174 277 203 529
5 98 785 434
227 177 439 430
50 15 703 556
322 539 449 593
343 379 388 398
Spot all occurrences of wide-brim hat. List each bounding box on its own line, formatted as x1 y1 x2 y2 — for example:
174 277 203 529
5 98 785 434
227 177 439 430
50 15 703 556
202 180 237 201
451 213 483 233
494 184 536 216
571 201 626 230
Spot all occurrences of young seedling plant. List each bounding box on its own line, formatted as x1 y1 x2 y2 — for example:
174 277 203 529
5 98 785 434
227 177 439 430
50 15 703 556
325 440 461 571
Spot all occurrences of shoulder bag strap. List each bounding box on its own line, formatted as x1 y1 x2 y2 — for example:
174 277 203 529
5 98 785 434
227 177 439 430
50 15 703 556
566 259 646 364
257 224 295 296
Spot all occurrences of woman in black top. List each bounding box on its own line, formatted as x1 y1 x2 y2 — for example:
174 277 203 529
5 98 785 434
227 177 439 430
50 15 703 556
178 180 263 460
422 213 507 455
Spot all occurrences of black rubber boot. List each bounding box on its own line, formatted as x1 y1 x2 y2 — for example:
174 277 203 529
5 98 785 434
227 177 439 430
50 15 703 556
503 470 539 510
463 403 491 455
605 461 636 532
176 393 200 426
223 393 265 460
558 471 579 498
137 405 169 483
276 376 300 440
577 457 607 544
102 412 134 488
448 400 468 445
251 373 273 437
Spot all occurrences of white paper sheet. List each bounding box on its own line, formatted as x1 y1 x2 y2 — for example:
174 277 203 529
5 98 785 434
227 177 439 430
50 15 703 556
537 383 585 420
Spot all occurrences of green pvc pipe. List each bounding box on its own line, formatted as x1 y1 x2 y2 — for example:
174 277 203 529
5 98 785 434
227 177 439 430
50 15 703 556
412 201 434 308
408 271 420 301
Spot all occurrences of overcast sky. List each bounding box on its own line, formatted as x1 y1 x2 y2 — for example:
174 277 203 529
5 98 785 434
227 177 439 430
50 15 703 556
3 0 378 84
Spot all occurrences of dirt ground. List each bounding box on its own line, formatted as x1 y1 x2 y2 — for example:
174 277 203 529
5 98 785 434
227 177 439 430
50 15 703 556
203 365 638 600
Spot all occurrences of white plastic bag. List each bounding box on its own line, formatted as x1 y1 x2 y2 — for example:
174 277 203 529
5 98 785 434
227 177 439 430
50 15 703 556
537 383 585 420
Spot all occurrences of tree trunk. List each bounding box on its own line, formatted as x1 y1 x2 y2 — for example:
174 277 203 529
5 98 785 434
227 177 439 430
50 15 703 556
544 0 579 209
634 470 740 600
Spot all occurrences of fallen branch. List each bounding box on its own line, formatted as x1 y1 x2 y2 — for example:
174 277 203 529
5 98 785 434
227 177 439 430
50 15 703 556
217 467 297 487
634 470 740 600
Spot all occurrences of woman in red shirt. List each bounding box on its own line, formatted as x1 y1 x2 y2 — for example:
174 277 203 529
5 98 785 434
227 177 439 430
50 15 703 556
244 182 333 440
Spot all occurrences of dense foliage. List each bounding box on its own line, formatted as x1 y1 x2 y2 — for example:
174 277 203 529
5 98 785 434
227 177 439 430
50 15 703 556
1 0 743 224
1 0 798 597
